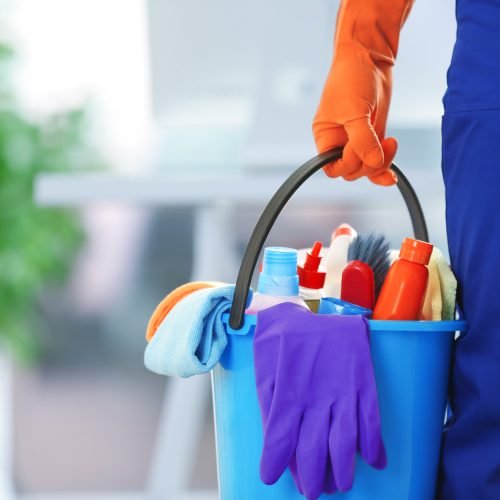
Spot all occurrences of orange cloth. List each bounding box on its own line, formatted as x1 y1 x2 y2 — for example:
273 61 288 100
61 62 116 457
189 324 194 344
313 0 415 186
146 281 223 342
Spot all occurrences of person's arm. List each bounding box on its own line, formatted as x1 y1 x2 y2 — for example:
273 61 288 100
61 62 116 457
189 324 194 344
313 0 415 186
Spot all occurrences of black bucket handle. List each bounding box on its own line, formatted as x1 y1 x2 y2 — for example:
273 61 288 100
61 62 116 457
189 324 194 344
228 148 429 330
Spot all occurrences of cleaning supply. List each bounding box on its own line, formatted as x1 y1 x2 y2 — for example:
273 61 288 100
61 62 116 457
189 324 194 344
297 245 327 268
347 233 392 298
341 260 375 310
144 285 252 377
323 223 357 298
318 297 372 317
421 249 443 321
146 281 224 342
421 248 458 321
373 238 433 320
254 302 386 498
297 241 326 312
433 248 457 320
246 247 307 314
313 0 415 186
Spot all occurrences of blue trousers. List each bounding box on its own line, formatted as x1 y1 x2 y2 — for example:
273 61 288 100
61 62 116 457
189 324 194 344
438 2 500 497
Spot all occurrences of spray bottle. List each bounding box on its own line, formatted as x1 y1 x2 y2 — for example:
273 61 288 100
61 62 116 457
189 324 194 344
323 223 357 298
297 241 326 312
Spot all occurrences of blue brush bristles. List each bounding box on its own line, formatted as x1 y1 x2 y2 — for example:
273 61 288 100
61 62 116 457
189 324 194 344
347 233 391 298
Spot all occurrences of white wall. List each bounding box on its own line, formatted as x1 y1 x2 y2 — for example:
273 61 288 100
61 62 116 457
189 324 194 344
391 0 456 126
147 0 457 169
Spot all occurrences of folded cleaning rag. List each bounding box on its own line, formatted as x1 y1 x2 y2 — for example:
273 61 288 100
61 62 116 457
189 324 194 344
146 281 224 342
418 248 457 321
421 250 443 321
144 285 251 378
254 302 386 499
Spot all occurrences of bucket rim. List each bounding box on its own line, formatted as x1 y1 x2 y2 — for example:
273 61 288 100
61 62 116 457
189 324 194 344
368 319 467 332
222 313 467 335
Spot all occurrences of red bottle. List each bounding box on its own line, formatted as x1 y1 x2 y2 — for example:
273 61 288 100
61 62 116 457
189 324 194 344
372 238 433 320
341 260 375 310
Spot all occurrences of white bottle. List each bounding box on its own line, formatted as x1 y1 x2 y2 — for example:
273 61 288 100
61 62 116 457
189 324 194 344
246 247 308 314
323 223 357 298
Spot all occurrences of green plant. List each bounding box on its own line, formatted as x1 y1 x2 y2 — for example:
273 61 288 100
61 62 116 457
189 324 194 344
0 43 101 359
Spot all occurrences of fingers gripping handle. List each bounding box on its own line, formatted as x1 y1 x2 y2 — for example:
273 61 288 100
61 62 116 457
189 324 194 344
228 148 429 330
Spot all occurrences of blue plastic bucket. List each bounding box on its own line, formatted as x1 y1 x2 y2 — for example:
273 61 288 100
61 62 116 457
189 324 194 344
211 150 462 498
212 313 466 500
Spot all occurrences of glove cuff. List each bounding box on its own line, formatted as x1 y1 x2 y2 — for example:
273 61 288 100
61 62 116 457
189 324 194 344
334 0 415 65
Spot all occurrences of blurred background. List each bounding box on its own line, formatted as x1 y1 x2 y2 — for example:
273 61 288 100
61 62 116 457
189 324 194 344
0 0 456 498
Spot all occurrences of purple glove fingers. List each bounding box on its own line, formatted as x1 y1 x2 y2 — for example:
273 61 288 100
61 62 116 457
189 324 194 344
288 455 304 495
329 400 358 492
296 408 331 500
323 456 338 494
253 304 386 495
260 406 303 485
357 389 387 469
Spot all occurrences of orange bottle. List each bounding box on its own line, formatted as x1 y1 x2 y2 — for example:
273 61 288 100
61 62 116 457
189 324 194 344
372 238 434 320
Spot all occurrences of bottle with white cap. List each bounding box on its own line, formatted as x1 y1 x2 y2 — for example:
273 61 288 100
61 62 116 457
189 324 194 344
246 247 308 314
323 223 357 298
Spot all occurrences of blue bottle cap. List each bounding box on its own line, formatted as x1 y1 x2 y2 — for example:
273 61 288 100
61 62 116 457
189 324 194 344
258 247 299 296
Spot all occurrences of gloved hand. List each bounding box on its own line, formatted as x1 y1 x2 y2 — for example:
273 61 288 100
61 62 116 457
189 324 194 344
313 0 414 186
254 303 386 499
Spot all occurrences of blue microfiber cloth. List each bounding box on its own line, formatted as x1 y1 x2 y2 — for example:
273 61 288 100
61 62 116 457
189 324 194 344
144 285 252 378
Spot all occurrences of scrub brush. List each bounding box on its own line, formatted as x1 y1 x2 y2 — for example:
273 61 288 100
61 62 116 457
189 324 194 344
347 233 391 299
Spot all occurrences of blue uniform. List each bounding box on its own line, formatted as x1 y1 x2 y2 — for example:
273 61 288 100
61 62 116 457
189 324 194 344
439 1 500 498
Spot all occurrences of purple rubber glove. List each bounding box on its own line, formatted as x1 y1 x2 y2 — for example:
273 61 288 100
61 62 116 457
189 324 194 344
253 303 386 499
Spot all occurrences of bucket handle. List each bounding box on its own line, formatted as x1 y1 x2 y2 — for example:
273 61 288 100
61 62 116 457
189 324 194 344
228 147 429 330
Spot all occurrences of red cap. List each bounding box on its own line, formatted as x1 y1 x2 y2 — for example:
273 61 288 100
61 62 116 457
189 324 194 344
297 241 326 290
399 238 433 265
331 223 356 241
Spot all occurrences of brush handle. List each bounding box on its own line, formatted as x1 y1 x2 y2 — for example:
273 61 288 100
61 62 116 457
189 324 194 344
229 148 429 330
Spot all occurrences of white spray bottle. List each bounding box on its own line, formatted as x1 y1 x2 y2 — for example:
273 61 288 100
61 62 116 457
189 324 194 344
323 223 357 298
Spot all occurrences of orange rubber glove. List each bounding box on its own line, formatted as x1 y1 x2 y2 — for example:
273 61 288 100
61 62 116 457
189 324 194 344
313 0 414 186
146 281 224 342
